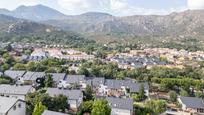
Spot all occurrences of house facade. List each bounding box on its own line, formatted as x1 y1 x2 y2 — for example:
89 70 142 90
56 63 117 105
0 97 26 115
0 85 34 100
106 97 133 115
47 88 83 110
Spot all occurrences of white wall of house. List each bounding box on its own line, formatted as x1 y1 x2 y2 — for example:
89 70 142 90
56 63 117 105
111 108 132 115
6 101 26 115
69 93 83 109
178 98 186 111
145 89 149 97
69 100 77 109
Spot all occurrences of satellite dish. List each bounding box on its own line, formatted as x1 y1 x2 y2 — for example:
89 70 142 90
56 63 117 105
36 77 44 84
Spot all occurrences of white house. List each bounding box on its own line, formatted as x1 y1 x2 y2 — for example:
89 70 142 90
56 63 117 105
46 88 83 110
57 75 86 89
0 97 26 115
106 97 134 115
0 85 34 100
100 79 149 97
178 96 204 113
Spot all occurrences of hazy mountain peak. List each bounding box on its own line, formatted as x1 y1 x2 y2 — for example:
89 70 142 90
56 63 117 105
0 4 67 21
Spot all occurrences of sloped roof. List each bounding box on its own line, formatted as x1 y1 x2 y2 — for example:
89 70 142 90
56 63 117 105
107 97 133 111
0 85 32 95
64 75 85 84
0 97 23 114
179 96 204 109
4 70 26 79
47 88 82 100
47 73 66 82
23 72 45 81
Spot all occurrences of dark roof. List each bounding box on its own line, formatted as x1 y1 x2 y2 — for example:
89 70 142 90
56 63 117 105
4 70 26 79
23 72 45 81
128 82 149 93
105 79 132 89
107 97 133 111
0 85 32 95
64 75 85 84
42 110 68 115
179 96 204 108
47 73 66 82
86 77 105 87
105 79 149 92
47 88 83 100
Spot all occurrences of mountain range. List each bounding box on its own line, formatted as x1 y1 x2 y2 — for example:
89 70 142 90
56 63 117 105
0 5 67 21
0 4 204 42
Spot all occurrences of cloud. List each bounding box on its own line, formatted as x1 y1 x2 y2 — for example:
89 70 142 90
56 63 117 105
57 0 109 13
58 0 185 16
109 0 186 16
0 0 40 10
188 0 204 9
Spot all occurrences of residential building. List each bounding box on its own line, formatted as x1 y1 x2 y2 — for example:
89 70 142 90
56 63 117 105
57 75 86 89
107 97 133 115
47 88 83 110
0 97 26 115
47 73 66 85
21 72 45 85
178 96 204 113
100 79 149 97
4 70 26 80
0 85 34 100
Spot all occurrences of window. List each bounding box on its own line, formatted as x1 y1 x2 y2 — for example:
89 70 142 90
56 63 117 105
13 105 16 110
18 103 21 108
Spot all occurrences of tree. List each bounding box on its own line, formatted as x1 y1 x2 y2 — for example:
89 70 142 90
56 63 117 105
145 100 166 114
52 94 68 112
195 91 203 98
169 91 177 102
44 74 54 87
27 62 37 71
180 89 189 97
2 63 9 71
79 101 93 114
84 85 94 101
91 100 111 115
78 67 89 77
32 102 47 115
138 84 145 100
13 63 26 70
131 94 141 102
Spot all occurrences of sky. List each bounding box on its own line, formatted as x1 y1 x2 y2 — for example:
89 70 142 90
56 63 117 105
0 0 204 16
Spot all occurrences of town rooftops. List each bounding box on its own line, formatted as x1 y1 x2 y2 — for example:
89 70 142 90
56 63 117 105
42 110 68 115
64 75 85 84
179 96 204 109
0 85 33 95
0 97 23 114
4 70 26 79
107 97 133 111
47 88 82 100
47 73 66 82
